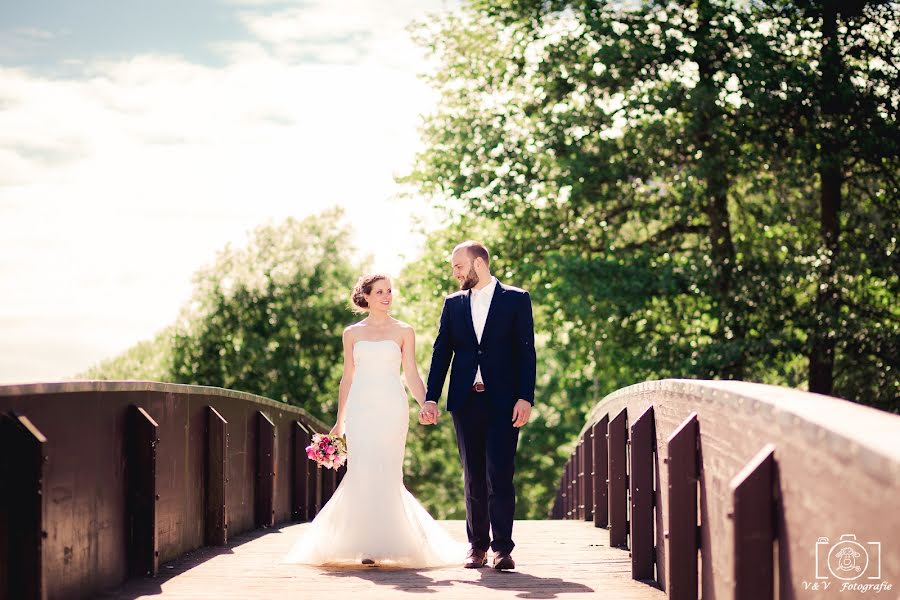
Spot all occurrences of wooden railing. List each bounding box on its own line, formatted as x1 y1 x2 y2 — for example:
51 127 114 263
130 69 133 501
0 381 342 600
552 379 900 600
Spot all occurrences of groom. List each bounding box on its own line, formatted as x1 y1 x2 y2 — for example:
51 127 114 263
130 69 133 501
420 240 536 571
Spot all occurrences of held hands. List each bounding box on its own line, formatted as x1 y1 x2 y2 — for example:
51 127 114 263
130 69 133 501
512 399 532 428
419 401 440 425
418 400 530 426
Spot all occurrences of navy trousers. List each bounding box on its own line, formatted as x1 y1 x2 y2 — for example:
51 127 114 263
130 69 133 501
451 390 520 555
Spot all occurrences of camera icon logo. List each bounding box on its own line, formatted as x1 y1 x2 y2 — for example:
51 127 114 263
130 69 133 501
815 534 882 581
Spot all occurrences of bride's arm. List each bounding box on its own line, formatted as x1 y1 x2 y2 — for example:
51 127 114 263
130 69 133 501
330 327 355 436
400 326 427 408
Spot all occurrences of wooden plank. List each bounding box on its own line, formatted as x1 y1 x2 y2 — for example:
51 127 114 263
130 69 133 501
666 413 699 600
608 409 628 548
101 520 666 600
583 428 594 522
205 406 228 546
0 413 47 600
592 416 609 528
255 411 276 528
630 405 655 581
731 444 776 600
291 421 310 522
127 405 159 578
566 458 574 519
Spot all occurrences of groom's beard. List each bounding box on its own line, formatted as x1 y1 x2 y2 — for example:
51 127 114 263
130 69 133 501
460 268 480 290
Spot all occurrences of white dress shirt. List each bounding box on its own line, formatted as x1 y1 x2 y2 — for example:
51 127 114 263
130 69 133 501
470 275 497 385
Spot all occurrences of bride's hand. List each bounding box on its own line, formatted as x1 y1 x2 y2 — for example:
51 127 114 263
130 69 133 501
419 402 439 425
329 423 344 437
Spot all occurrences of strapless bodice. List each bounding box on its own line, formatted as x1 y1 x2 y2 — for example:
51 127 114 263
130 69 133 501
352 339 402 378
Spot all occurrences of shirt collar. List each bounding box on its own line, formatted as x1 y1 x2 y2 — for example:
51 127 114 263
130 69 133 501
471 275 498 300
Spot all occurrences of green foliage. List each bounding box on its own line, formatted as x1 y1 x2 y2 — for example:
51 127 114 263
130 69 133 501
400 0 899 514
168 208 362 424
82 0 899 525
77 325 176 381
394 221 585 519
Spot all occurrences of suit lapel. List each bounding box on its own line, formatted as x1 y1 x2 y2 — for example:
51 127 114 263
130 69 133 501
480 280 506 345
462 291 478 345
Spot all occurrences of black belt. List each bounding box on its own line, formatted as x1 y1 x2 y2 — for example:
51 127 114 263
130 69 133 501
472 382 485 393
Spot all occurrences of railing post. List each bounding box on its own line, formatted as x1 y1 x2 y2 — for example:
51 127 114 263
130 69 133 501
732 444 777 600
205 406 228 546
592 416 609 528
608 408 628 547
570 453 577 519
630 405 655 581
552 481 563 518
321 465 334 505
126 405 158 578
584 428 594 522
255 411 275 528
572 451 578 518
313 465 323 516
292 421 310 522
307 435 321 519
667 413 699 600
577 439 585 520
556 472 566 519
336 461 346 487
0 413 47 600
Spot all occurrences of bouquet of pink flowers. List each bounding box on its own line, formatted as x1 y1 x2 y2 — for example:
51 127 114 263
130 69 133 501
306 432 347 470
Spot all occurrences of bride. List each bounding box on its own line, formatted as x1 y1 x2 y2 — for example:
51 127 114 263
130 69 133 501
283 273 467 568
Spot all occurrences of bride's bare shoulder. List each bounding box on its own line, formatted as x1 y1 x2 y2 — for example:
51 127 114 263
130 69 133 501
343 321 366 341
392 320 416 335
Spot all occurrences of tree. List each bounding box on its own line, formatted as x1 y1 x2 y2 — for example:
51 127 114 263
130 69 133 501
169 208 363 423
395 222 594 518
741 0 899 402
405 0 898 417
77 325 175 381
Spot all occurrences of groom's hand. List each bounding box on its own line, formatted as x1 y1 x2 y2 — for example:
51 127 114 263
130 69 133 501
420 401 440 425
512 399 532 428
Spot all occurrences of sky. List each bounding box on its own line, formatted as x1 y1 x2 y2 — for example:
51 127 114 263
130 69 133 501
0 0 457 383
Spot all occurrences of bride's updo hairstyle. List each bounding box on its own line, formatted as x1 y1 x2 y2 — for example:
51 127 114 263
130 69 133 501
351 273 389 313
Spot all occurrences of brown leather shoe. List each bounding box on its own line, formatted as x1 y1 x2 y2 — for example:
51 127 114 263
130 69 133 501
492 553 515 570
464 547 487 568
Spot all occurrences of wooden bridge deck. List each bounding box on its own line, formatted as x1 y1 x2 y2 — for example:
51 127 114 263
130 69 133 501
96 520 664 599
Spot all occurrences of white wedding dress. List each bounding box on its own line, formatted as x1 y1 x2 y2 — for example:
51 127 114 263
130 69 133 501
283 339 467 567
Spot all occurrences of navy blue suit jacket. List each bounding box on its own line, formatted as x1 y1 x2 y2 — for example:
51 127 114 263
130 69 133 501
425 280 536 413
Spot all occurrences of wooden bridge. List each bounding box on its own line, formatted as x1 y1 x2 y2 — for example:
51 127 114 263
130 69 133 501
1 380 898 599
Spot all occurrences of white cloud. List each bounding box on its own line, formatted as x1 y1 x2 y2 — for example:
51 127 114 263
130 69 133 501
15 27 56 40
0 2 453 383
234 0 450 68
